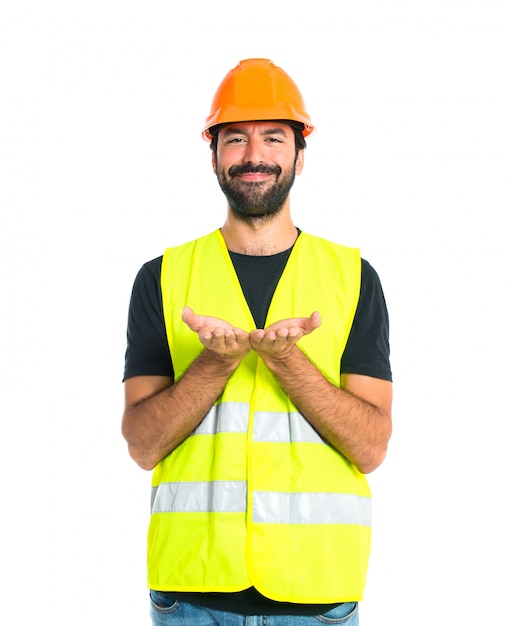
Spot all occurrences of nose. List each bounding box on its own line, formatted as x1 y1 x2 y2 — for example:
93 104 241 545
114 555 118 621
241 138 265 164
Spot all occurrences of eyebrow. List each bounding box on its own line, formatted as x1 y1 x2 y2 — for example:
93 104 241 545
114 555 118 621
222 126 289 138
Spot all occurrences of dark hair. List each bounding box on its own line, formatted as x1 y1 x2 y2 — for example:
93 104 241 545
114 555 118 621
209 122 307 159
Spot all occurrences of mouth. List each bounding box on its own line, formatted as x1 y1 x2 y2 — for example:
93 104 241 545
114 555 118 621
236 172 273 183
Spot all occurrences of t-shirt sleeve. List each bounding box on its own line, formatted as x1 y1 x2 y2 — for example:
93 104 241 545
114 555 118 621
341 259 392 381
123 256 174 381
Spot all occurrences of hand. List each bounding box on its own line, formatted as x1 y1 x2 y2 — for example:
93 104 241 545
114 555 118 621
249 311 321 360
182 306 251 359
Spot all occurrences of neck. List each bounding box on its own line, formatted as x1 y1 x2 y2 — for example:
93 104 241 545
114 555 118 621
220 207 298 256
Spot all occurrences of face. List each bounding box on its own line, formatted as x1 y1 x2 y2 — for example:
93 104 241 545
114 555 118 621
212 121 304 222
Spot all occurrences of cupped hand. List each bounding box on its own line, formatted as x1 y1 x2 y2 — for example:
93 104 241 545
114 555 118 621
182 306 251 358
249 311 321 360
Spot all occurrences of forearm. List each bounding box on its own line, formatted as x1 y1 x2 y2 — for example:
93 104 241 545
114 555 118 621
122 349 240 470
262 347 392 474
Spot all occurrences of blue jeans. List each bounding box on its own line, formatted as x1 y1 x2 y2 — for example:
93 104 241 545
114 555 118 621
149 591 359 625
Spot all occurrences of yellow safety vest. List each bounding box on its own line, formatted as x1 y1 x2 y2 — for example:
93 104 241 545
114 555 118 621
149 229 371 603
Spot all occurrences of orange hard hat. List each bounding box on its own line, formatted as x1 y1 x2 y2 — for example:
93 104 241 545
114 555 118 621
202 58 315 141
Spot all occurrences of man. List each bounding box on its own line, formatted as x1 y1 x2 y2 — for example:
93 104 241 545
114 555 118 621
122 58 392 626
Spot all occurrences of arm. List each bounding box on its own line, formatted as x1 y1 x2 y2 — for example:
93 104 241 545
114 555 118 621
250 315 392 474
122 307 251 470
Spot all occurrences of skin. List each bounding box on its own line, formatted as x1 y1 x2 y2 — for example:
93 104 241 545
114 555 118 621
122 121 392 474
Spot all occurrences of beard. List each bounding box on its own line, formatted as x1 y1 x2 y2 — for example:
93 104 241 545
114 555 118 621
216 161 297 222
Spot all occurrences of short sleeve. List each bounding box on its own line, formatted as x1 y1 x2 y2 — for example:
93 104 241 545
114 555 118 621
341 259 392 381
123 256 173 381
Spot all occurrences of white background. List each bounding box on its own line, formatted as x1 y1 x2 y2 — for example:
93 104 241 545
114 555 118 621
1 1 508 624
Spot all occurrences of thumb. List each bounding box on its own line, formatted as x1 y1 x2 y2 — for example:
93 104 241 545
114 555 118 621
182 306 202 331
306 311 321 332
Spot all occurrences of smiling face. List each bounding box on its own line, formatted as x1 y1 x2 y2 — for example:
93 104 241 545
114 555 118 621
212 121 304 222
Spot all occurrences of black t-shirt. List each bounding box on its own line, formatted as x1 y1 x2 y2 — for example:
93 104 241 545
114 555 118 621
123 243 392 615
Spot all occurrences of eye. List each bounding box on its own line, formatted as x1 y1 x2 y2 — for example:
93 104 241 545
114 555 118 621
265 136 283 143
226 136 246 144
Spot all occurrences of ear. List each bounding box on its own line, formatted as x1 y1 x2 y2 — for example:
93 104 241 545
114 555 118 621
295 148 305 176
211 151 217 174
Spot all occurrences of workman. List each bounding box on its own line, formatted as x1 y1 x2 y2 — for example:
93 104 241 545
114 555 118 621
122 58 393 626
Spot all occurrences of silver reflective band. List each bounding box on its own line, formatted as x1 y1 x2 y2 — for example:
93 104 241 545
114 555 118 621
193 403 250 435
252 491 372 527
193 402 327 445
152 482 371 527
253 411 326 444
151 480 246 513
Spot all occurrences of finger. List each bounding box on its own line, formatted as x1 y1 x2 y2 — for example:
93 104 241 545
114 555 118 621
249 329 265 344
287 326 300 339
234 329 250 344
275 328 290 340
198 329 213 342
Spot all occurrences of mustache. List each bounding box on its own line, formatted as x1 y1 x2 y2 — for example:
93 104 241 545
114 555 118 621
228 163 282 177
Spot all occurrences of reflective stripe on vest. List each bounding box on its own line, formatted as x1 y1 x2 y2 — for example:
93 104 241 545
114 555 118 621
152 481 371 526
190 402 325 443
152 480 247 514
